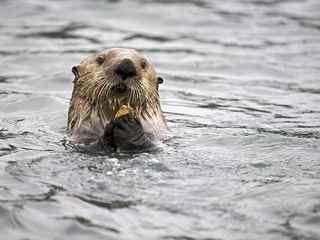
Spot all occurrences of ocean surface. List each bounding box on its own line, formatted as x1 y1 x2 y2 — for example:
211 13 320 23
0 0 320 239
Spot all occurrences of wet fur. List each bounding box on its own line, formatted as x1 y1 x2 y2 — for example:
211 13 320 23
68 48 166 143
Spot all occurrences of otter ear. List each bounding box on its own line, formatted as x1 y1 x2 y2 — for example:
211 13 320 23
157 76 164 85
72 65 80 83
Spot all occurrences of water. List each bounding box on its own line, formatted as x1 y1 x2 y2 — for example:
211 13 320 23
1 0 320 239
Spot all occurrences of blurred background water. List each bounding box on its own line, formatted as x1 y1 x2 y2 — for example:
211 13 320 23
0 0 320 239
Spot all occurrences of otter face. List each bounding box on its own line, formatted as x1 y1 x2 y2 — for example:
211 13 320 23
72 48 158 108
95 48 155 99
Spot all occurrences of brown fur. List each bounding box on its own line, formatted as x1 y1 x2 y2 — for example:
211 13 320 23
67 48 166 142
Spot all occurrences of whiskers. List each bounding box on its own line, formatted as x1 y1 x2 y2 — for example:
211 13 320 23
79 71 160 123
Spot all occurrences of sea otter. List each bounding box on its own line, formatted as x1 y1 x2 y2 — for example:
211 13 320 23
67 48 166 152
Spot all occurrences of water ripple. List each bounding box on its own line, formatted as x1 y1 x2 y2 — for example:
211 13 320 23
1 0 320 239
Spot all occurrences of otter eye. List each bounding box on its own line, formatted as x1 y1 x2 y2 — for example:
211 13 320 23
141 59 147 69
96 56 105 65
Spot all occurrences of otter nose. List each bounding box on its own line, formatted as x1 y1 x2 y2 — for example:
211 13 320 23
115 58 137 80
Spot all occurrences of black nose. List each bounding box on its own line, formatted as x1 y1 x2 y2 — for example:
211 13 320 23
115 59 137 80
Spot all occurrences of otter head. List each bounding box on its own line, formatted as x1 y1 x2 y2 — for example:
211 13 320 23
68 48 166 141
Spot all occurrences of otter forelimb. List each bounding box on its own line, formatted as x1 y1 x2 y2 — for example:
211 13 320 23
103 115 156 153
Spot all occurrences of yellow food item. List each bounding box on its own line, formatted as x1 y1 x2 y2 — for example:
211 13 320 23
115 104 135 119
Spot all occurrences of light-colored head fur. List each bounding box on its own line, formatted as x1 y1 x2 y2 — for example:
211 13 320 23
67 48 166 142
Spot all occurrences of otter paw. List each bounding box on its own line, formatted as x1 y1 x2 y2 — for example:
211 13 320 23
111 115 155 152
